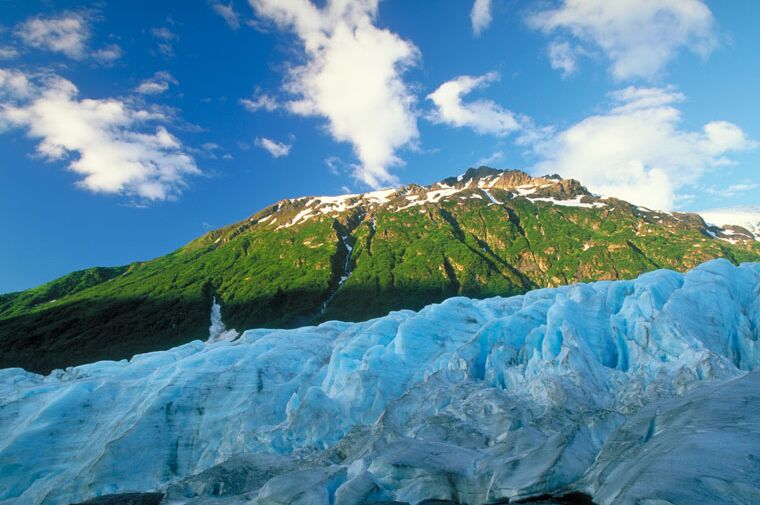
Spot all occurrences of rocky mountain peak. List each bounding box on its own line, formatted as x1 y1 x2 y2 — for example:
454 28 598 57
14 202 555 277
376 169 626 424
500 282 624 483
192 166 758 252
439 166 590 198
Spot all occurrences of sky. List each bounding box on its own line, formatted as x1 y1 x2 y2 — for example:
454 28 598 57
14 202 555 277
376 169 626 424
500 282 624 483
0 0 758 293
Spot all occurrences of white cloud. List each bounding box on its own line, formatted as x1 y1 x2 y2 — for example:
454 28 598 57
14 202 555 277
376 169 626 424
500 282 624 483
706 182 759 198
250 0 419 189
15 12 90 59
476 150 504 167
255 137 291 158
325 156 346 175
92 44 123 64
0 69 33 101
0 47 19 60
427 72 520 136
191 141 227 160
136 71 178 95
240 88 279 112
14 12 122 64
152 27 178 57
528 0 717 80
471 0 493 36
0 70 199 201
547 41 578 77
529 86 755 210
211 2 241 30
609 86 685 113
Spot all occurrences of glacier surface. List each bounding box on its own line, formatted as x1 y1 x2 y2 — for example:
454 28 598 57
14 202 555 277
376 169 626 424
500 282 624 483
1 259 759 505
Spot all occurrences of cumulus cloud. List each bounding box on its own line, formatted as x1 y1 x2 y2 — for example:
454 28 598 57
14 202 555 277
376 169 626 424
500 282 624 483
528 0 717 80
211 1 241 29
250 0 419 189
255 137 291 158
136 71 178 95
15 12 90 59
0 70 199 201
529 86 755 210
470 0 493 36
427 72 520 136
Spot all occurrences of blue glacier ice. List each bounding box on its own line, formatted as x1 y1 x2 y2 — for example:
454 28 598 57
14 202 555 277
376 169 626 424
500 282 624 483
1 259 759 505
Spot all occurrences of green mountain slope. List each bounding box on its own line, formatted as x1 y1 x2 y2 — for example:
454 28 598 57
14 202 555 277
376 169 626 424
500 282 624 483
3 167 759 373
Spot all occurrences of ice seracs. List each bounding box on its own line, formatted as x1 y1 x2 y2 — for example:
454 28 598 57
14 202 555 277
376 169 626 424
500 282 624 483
580 371 760 505
0 259 759 505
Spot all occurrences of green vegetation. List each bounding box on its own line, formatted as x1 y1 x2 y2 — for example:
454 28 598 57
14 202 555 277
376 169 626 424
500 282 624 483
2 169 759 373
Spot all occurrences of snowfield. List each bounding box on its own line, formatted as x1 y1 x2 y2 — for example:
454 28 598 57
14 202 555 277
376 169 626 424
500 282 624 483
1 259 759 505
699 207 760 240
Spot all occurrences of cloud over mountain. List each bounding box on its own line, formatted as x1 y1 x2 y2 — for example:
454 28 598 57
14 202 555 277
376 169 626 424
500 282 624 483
250 0 419 189
530 86 755 210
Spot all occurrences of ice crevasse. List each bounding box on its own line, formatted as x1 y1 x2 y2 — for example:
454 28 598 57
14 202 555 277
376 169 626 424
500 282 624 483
1 259 759 505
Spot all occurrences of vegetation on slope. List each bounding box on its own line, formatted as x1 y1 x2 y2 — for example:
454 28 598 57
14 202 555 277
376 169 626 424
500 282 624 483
2 168 758 373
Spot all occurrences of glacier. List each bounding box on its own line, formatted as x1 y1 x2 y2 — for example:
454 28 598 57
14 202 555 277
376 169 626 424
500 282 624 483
1 259 759 505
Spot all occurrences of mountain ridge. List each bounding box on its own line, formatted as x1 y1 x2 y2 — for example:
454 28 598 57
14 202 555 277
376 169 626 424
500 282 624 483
2 167 759 373
698 206 760 241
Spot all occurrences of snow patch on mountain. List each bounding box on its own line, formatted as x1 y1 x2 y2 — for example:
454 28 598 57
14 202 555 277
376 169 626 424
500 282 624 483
699 207 760 240
268 169 608 229
277 189 400 228
480 188 502 204
527 196 607 208
1 259 759 505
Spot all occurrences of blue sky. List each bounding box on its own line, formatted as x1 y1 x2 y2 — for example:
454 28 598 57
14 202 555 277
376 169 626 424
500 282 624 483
0 0 758 293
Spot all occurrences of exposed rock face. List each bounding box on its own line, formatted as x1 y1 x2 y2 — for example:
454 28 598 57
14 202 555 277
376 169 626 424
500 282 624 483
1 260 759 505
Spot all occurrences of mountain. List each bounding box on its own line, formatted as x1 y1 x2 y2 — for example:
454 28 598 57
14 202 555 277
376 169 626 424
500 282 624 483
2 259 758 505
699 206 760 241
2 167 759 373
